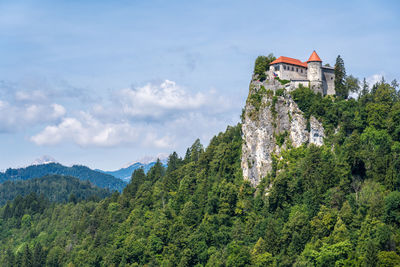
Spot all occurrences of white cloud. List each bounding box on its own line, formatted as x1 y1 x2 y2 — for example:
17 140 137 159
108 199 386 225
144 132 173 149
366 73 384 87
31 112 174 148
0 78 96 133
52 104 66 118
15 90 47 102
115 80 207 119
0 99 66 132
30 80 236 149
31 113 138 147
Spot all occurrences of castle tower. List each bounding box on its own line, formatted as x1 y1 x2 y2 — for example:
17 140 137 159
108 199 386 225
307 51 323 94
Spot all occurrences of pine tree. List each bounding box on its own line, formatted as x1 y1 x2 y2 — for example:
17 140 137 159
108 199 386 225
21 244 32 267
183 148 191 163
123 168 146 197
69 193 77 204
147 159 165 184
4 249 15 266
190 139 204 162
392 79 399 90
334 55 347 98
364 240 378 266
163 152 182 193
33 243 46 267
166 152 182 174
2 202 12 219
360 77 369 97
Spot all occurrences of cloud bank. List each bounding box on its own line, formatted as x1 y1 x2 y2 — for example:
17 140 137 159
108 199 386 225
30 80 235 149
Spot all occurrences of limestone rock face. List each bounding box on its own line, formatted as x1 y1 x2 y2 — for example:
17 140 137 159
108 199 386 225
241 79 325 186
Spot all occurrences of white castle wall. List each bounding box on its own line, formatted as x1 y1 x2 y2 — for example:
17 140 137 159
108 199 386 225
271 64 307 80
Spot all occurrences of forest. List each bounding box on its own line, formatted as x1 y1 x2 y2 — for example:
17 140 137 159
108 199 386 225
1 61 400 266
0 175 111 206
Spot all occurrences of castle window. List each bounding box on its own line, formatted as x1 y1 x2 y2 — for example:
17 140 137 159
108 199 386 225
296 68 298 72
301 69 303 73
292 67 294 71
283 65 286 70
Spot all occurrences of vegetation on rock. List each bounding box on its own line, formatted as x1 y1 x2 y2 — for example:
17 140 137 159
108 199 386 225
253 54 276 81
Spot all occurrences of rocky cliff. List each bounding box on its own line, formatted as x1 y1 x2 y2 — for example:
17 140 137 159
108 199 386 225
241 76 325 186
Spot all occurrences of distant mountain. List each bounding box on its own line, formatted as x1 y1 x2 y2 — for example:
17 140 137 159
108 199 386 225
0 175 111 206
98 158 167 182
0 163 126 192
30 155 57 166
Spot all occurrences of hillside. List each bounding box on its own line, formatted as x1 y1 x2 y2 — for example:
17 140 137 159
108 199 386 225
0 175 111 206
0 163 126 192
1 71 400 265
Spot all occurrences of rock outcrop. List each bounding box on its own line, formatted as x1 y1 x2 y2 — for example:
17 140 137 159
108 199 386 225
241 77 324 186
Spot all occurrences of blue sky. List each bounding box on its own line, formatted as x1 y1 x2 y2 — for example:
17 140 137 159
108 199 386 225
0 0 399 170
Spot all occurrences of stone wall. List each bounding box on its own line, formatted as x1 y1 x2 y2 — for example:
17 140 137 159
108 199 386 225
322 67 335 95
289 80 309 91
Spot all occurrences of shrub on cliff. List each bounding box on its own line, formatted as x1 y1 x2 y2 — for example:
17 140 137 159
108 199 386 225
253 54 276 81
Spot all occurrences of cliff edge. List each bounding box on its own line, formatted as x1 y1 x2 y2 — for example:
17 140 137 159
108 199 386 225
241 76 325 186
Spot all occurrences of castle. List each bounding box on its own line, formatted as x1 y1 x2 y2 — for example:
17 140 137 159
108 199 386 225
268 51 335 95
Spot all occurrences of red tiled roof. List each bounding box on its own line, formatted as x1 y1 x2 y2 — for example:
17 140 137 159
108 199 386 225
270 56 308 68
307 50 322 62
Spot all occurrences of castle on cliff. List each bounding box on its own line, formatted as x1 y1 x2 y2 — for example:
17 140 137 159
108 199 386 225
268 51 335 95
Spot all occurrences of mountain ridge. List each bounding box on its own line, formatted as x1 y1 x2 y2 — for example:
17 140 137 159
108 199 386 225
0 162 126 191
97 158 168 181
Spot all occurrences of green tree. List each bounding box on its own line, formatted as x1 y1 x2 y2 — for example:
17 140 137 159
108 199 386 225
3 249 15 266
189 139 204 162
21 214 32 228
377 251 400 267
253 54 276 81
147 159 165 184
384 191 400 225
345 75 360 96
360 77 369 97
46 246 64 267
334 55 347 98
32 243 47 267
251 238 274 266
21 244 32 267
69 193 77 204
391 79 399 90
123 168 146 197
166 152 182 174
226 241 251 267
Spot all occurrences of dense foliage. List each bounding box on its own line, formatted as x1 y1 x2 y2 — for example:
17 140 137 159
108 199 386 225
1 78 400 266
253 54 276 81
0 175 111 206
0 163 126 192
